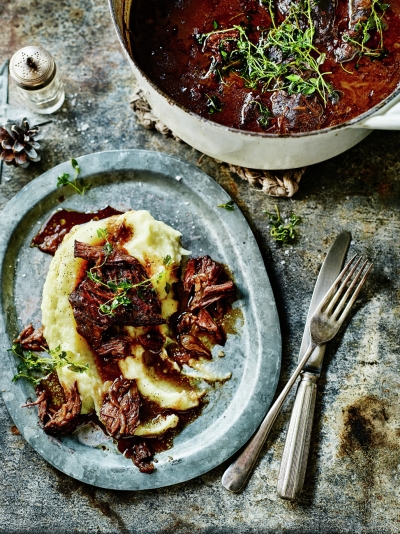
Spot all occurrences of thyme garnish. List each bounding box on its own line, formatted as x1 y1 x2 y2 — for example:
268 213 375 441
266 205 301 243
342 0 389 59
206 94 223 113
87 228 169 316
90 271 165 316
57 158 90 196
11 344 89 386
218 200 235 210
196 0 338 119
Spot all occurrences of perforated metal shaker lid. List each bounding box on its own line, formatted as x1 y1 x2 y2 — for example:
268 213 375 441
9 46 57 90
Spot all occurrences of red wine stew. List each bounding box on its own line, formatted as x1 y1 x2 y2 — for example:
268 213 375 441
130 0 400 133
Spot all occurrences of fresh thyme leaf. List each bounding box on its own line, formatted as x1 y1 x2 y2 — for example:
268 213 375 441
97 228 108 239
56 159 90 196
266 205 301 243
213 20 219 30
165 282 171 294
195 32 207 45
206 94 222 114
251 101 272 128
103 242 113 255
57 173 71 187
11 343 89 386
96 271 164 316
67 362 90 373
163 254 172 266
218 200 235 210
99 303 112 314
71 158 80 172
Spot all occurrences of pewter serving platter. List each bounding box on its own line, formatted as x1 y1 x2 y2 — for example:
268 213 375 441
0 150 281 490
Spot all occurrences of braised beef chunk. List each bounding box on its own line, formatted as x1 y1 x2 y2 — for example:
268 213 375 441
74 241 106 263
14 324 48 351
131 440 154 473
270 91 324 133
100 377 141 439
183 256 236 310
138 330 165 353
179 334 211 358
173 256 237 361
69 241 165 348
24 382 82 435
69 277 114 348
335 0 373 62
192 280 236 309
312 0 337 45
183 256 224 294
196 308 222 342
97 336 132 359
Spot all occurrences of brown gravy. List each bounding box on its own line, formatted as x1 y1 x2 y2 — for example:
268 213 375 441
129 0 400 133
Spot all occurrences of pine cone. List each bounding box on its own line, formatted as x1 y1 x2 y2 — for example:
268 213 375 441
0 117 43 168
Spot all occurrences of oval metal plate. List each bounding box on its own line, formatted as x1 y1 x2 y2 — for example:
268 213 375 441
0 150 281 490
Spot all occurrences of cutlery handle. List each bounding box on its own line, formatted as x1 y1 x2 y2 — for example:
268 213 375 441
277 371 318 500
221 341 317 492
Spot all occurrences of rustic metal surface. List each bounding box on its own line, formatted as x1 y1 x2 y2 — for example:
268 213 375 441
0 0 400 532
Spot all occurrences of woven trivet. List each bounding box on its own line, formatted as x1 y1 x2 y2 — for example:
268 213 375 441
130 86 305 197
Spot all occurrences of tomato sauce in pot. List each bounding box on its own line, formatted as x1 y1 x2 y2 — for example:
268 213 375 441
129 0 400 134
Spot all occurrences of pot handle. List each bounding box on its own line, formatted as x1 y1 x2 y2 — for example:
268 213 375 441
355 98 400 130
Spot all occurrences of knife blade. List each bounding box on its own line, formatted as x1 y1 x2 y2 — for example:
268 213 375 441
277 230 351 500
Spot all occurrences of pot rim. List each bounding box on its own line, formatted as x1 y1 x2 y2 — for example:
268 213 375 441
110 0 400 139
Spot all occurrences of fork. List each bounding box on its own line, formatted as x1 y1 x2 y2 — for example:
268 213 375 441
222 255 372 493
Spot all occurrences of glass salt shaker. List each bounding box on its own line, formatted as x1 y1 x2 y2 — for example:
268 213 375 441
9 45 65 114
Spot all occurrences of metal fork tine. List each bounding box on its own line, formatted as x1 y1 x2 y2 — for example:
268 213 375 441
332 259 368 320
316 255 356 315
337 263 372 325
325 256 362 315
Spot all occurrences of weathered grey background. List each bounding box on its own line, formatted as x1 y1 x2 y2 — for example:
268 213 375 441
1 0 400 533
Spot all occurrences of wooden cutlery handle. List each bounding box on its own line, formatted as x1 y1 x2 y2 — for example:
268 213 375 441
277 371 318 500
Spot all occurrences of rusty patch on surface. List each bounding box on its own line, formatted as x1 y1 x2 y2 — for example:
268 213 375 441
339 396 394 456
10 425 20 435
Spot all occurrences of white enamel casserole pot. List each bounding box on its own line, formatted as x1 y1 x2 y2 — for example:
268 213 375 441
109 0 400 170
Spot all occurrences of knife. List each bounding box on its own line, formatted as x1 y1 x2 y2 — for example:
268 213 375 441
277 230 351 500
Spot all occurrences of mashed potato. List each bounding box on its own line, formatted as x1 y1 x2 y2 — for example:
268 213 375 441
41 210 205 437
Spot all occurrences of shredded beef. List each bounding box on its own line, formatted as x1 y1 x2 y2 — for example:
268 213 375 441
100 377 141 439
14 324 48 351
183 256 236 310
23 382 82 435
179 334 211 358
131 440 154 473
138 330 165 353
191 280 236 309
97 336 132 359
196 308 222 342
270 91 324 133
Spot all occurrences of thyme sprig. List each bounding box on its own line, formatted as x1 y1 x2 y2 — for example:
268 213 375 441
197 0 337 106
218 200 235 210
342 0 389 59
11 344 89 387
57 158 90 196
87 229 170 316
266 205 301 243
87 269 165 316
